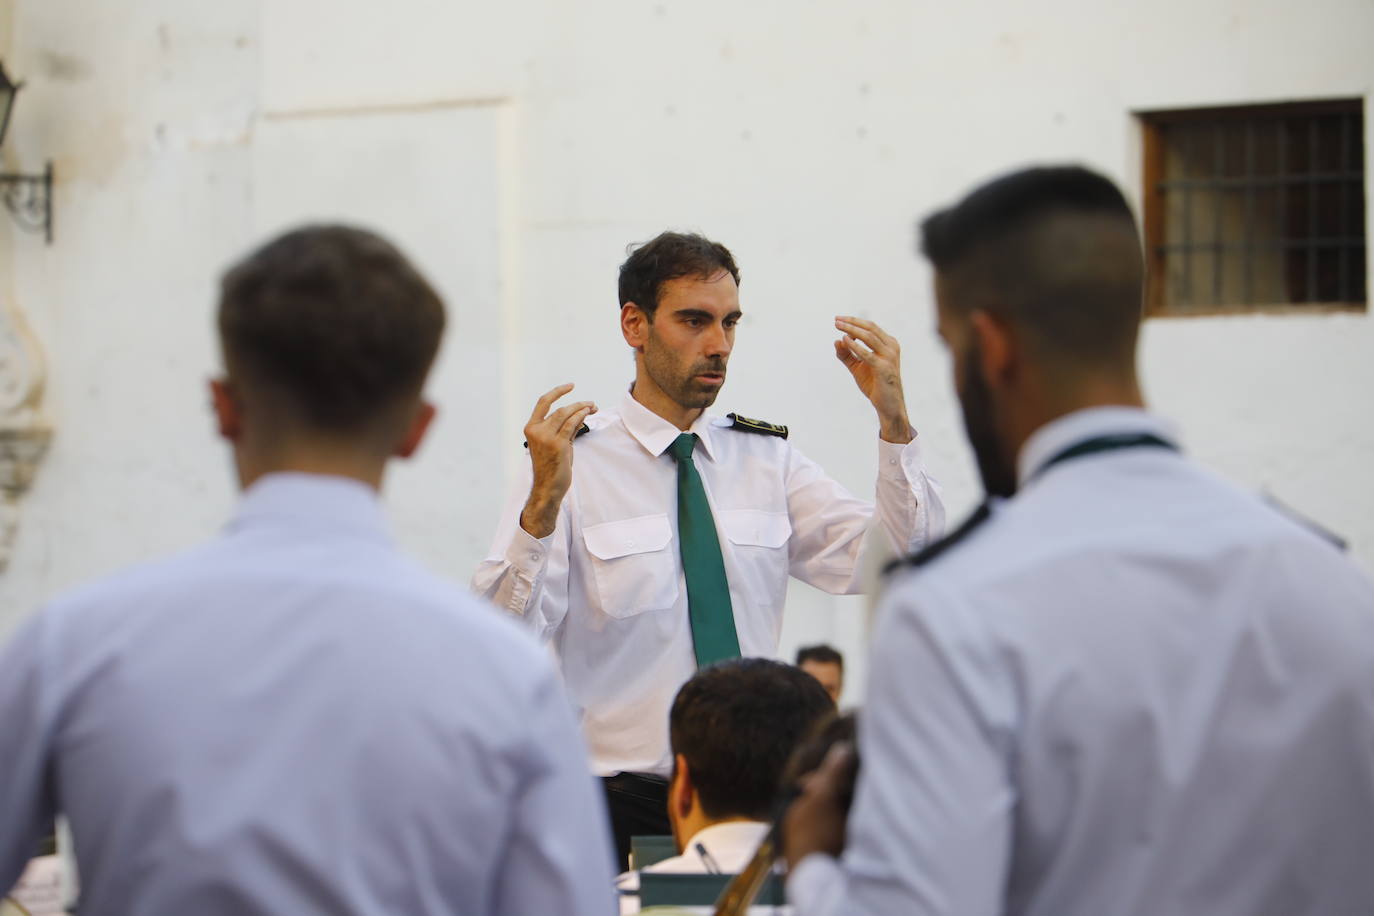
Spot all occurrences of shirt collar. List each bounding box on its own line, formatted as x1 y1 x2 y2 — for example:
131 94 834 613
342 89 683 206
1017 406 1179 487
226 472 392 543
681 821 772 861
619 389 719 461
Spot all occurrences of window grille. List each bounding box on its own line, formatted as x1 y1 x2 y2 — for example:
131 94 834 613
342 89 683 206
1140 100 1365 314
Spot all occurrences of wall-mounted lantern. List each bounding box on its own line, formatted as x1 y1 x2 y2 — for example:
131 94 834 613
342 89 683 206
0 60 53 244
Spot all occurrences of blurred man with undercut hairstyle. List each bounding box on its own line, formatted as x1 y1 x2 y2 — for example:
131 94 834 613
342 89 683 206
0 226 616 916
784 167 1374 915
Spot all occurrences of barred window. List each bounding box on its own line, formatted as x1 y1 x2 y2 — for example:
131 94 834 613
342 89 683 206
1140 100 1365 315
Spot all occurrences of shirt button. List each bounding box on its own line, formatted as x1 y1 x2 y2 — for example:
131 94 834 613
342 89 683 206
529 552 540 561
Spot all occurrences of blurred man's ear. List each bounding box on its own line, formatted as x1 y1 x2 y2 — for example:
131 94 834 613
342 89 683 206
969 309 1016 390
621 303 650 352
394 401 437 459
209 378 241 442
671 753 695 819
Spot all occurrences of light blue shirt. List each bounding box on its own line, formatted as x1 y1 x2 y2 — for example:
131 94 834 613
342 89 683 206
790 408 1374 915
0 473 617 915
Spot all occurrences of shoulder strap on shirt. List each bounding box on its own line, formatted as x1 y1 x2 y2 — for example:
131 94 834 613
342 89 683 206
522 424 590 449
886 431 1177 575
1033 432 1176 480
726 413 788 439
884 501 992 575
1262 492 1348 551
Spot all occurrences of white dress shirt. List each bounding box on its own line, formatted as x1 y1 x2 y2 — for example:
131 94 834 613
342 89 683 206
474 391 944 777
789 408 1374 916
617 821 778 914
0 473 617 916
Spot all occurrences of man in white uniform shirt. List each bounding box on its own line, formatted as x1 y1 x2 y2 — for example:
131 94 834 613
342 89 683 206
782 166 1374 914
0 226 616 915
473 231 945 864
617 658 833 914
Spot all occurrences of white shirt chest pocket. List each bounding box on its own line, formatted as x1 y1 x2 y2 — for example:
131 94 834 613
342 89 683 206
719 509 792 604
582 514 680 619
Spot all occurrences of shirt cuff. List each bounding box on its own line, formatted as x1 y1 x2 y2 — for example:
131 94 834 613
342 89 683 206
786 853 846 915
878 433 924 482
504 524 553 576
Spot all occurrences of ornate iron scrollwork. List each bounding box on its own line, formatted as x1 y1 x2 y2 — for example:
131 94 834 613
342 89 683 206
0 161 53 244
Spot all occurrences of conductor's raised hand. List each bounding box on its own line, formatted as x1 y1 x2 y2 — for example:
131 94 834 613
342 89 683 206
520 384 597 539
834 316 913 444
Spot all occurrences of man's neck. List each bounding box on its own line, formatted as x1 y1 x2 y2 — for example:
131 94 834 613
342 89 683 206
1006 376 1146 471
630 374 704 432
676 814 760 854
235 439 387 492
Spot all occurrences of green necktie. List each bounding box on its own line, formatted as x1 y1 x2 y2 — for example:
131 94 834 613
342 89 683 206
668 433 741 667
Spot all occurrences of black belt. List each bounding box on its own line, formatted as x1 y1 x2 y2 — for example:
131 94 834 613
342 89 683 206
603 772 669 793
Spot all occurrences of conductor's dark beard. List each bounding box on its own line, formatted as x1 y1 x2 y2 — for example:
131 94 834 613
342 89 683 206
959 343 1018 500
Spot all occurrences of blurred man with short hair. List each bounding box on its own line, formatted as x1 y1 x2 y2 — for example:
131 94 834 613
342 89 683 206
0 226 616 916
795 643 845 704
785 166 1374 915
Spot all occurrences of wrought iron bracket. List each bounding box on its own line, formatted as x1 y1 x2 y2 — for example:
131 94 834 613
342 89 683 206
0 161 52 244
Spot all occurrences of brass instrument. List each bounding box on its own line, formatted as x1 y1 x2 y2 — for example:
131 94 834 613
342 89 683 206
710 811 786 915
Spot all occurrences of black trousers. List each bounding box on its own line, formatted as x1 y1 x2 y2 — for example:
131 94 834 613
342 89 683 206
602 772 671 870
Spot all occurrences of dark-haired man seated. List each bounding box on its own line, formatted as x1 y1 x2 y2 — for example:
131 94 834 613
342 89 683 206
617 658 833 913
474 231 945 865
0 226 616 915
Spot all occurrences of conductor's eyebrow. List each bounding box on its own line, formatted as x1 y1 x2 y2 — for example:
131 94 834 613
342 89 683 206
670 308 743 321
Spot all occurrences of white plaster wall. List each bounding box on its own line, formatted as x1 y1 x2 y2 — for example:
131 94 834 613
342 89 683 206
2 0 1371 706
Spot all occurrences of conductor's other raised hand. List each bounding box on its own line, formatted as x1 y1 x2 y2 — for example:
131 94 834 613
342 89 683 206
834 316 913 444
520 384 596 539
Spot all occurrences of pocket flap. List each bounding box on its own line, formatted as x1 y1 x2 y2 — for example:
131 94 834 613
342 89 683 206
583 514 674 560
721 509 792 549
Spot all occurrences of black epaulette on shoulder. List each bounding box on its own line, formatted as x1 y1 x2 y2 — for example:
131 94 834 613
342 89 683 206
726 412 788 439
883 501 991 575
523 424 591 449
1263 493 1347 551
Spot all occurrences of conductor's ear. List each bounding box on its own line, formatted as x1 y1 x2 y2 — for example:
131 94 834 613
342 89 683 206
621 303 650 351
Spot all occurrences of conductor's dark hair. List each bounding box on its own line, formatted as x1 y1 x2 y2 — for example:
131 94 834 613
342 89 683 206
796 644 844 670
618 231 740 318
670 658 834 821
219 225 446 431
920 165 1144 364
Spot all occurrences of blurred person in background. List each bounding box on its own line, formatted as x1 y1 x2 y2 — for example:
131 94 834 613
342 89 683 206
795 643 845 704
